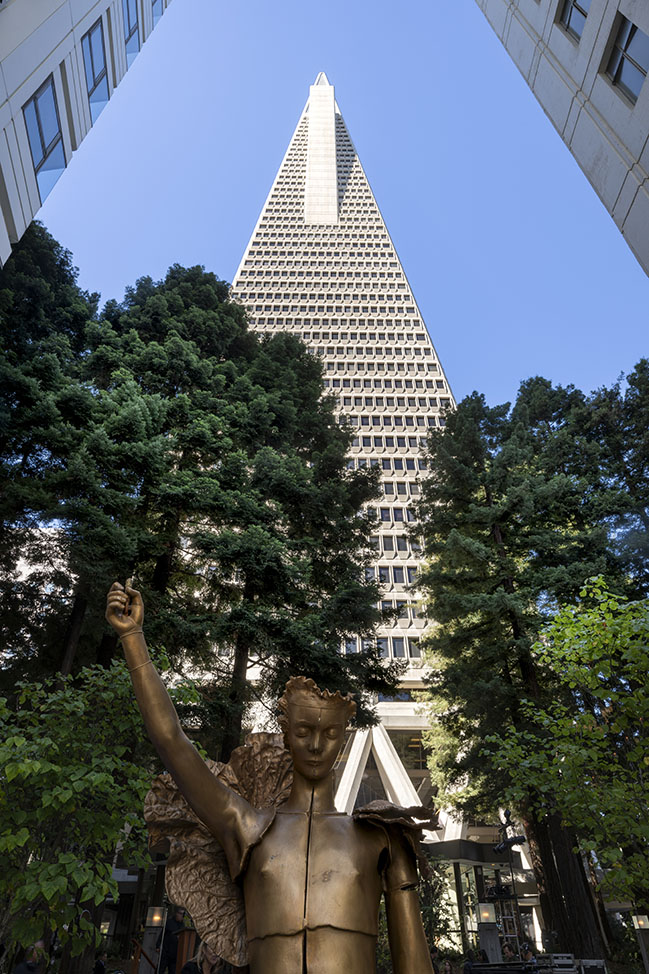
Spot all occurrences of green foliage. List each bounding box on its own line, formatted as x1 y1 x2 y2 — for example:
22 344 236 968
0 224 399 754
0 660 168 954
416 379 621 816
487 579 649 903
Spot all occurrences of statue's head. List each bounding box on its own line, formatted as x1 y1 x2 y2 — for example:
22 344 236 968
278 676 356 782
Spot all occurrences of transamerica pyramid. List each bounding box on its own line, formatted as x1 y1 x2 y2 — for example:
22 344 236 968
231 74 459 839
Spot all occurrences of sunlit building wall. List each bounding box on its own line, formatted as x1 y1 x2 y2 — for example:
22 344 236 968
473 0 649 277
0 0 172 267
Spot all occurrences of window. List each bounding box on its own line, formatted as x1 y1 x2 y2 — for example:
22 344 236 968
560 0 591 40
606 17 649 103
392 637 406 658
122 0 140 66
23 76 65 202
377 638 389 658
82 20 109 123
152 0 163 25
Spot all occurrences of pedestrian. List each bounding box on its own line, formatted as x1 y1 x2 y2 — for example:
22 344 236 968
521 943 537 966
93 951 107 974
502 943 517 963
180 942 233 974
157 908 186 974
464 949 475 974
478 950 489 963
441 959 454 974
12 942 45 974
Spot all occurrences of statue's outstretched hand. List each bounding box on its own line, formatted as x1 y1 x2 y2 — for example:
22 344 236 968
106 580 144 638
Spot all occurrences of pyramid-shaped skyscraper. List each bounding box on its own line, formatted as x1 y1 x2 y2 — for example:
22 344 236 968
232 74 457 829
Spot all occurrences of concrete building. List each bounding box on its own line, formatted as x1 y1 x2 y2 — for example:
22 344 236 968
0 0 172 267
231 74 542 949
473 0 649 277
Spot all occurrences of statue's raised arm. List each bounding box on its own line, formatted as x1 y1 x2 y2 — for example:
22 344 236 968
105 582 273 879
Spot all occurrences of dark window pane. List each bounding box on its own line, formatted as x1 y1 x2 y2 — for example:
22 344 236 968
408 638 421 659
618 58 645 100
125 27 140 65
89 75 109 123
377 638 389 658
90 25 105 79
36 82 59 149
627 26 649 71
392 638 405 658
82 35 94 89
36 138 65 201
24 100 42 165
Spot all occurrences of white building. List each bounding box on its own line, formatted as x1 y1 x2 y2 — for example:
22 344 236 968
230 75 541 946
473 0 649 277
0 0 172 267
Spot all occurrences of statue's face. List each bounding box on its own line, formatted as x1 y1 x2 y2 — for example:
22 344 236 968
286 695 347 782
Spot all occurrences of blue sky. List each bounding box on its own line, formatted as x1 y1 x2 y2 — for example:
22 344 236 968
40 0 649 406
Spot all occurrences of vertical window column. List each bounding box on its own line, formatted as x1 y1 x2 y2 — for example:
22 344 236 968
152 0 163 26
606 18 649 104
23 77 66 202
82 19 109 123
122 0 140 66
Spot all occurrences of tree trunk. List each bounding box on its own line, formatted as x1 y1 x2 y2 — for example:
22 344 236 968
547 815 606 959
95 631 119 667
60 583 89 675
524 813 572 950
219 628 251 763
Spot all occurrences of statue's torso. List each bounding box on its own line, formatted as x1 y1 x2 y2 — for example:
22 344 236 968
243 808 388 973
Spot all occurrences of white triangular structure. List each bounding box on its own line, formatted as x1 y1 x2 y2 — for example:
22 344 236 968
232 75 460 845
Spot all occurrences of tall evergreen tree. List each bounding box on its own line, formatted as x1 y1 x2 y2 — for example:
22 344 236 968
0 231 400 753
416 379 620 958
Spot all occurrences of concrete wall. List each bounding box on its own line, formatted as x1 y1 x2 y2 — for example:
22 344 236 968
0 0 172 267
474 0 649 277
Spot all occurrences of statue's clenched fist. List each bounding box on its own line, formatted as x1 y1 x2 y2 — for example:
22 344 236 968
106 579 144 637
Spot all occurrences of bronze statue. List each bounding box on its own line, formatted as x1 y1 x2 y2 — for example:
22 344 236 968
106 581 436 973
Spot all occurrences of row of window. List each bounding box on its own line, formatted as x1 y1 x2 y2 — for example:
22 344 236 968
348 457 427 471
352 435 431 449
341 395 444 407
315 345 432 357
327 377 443 390
369 534 419 555
369 506 417 524
239 270 404 279
380 599 422 621
344 636 421 660
243 260 399 269
325 361 440 375
561 4 648 103
343 415 440 429
22 0 162 202
369 564 418 585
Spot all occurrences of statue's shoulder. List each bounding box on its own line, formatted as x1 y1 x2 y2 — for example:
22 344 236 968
352 800 440 885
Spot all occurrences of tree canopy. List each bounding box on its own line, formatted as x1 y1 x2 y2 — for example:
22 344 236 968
488 579 649 907
0 224 400 758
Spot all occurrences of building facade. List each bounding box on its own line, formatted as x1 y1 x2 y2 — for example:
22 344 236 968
0 0 172 267
230 74 543 949
473 0 649 277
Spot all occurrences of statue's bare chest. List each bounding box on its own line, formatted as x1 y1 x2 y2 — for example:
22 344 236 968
243 809 388 941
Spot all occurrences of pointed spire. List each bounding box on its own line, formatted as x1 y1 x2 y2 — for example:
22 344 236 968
305 74 338 224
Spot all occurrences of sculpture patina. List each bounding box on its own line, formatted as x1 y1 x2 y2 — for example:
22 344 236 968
106 581 436 974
